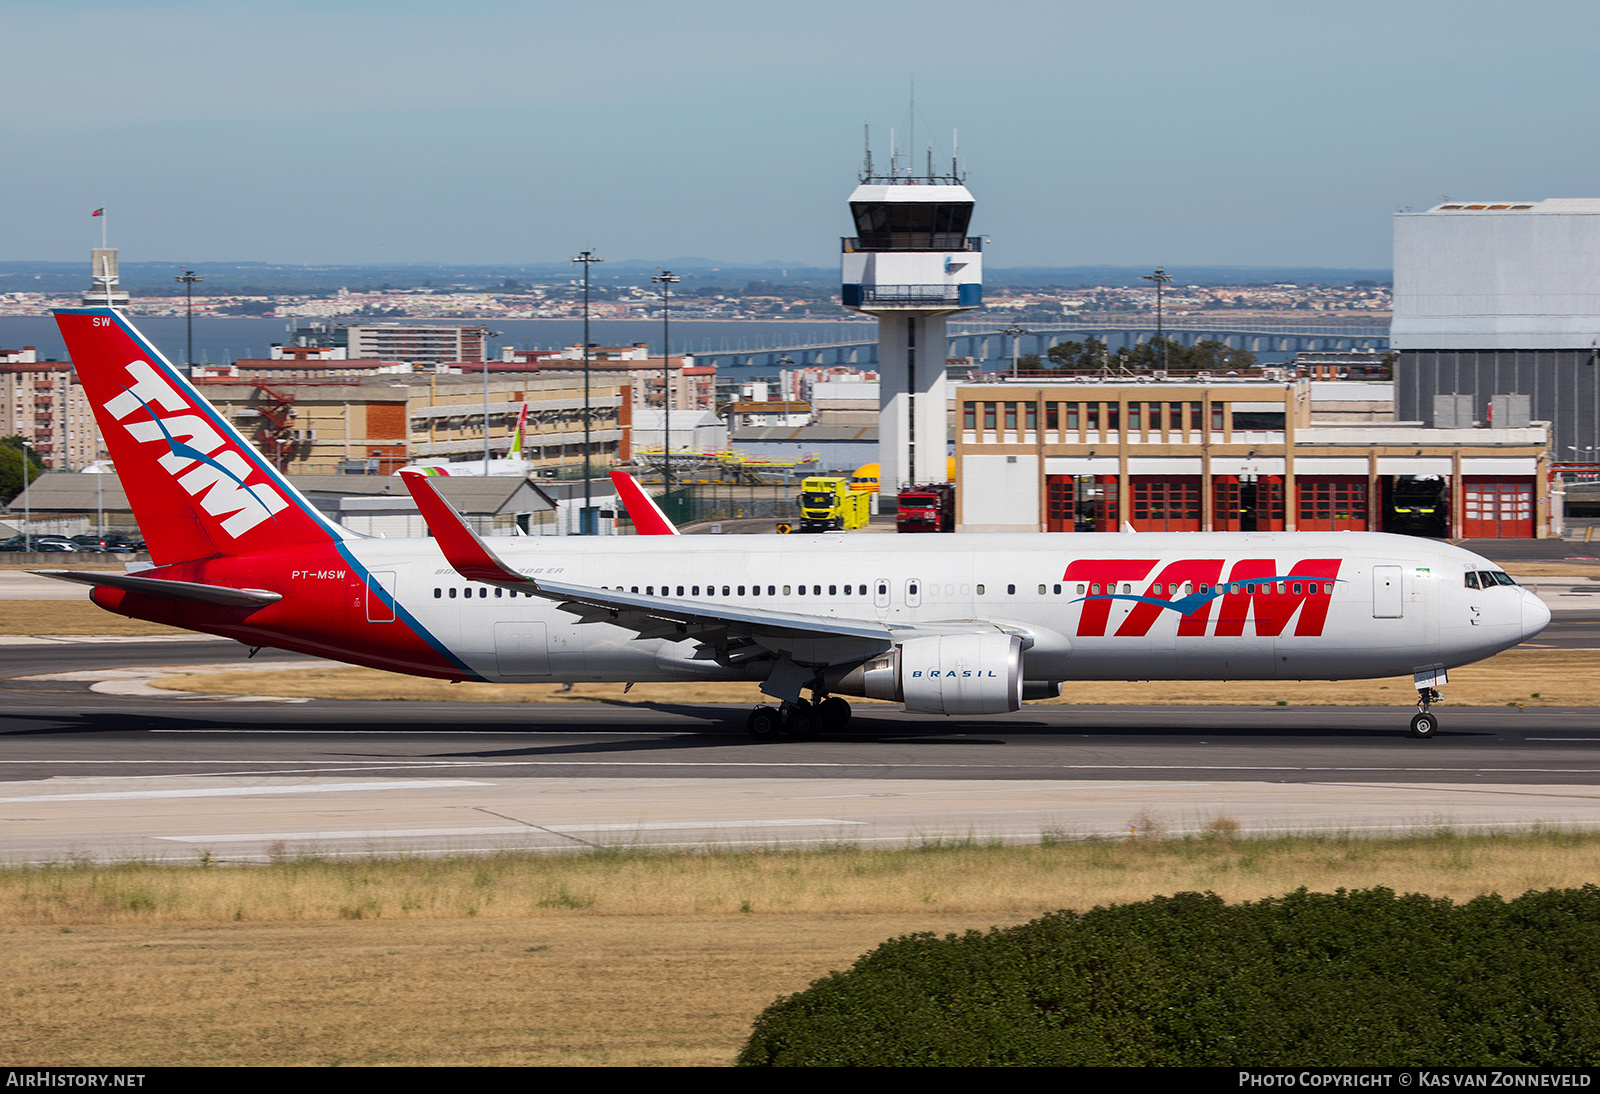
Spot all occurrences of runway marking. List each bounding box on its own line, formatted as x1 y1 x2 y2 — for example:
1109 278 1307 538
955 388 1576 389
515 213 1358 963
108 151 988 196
0 635 243 646
147 729 688 736
157 819 864 843
0 779 489 803
9 760 1600 777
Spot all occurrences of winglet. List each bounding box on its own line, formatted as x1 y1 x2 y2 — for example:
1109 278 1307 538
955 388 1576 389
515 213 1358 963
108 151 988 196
398 470 534 586
609 471 680 535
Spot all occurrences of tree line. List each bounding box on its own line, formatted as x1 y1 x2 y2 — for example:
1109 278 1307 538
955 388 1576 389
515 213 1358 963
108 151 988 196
0 436 43 504
1023 335 1259 374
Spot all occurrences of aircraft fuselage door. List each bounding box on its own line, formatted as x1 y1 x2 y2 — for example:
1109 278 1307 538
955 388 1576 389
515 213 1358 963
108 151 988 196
495 620 551 677
366 571 397 623
1373 565 1402 619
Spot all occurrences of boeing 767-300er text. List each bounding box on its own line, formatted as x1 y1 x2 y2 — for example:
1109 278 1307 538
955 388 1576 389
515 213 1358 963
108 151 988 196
35 308 1550 739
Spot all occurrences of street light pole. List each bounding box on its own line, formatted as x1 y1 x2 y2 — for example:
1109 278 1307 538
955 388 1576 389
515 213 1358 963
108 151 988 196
652 270 680 495
1143 266 1172 374
174 270 203 371
572 251 604 533
480 328 501 474
20 439 34 552
1003 322 1028 379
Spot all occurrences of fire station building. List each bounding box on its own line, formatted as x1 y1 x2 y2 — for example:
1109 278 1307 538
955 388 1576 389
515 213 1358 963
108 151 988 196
954 379 1552 538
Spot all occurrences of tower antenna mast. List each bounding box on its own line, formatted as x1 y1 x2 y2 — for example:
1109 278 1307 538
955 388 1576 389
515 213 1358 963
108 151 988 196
908 80 915 178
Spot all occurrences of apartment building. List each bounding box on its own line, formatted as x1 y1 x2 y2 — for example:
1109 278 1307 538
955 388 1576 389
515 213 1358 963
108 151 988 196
0 347 102 469
190 372 629 476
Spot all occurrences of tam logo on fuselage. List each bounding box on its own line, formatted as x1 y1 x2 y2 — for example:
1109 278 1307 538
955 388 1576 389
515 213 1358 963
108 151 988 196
105 359 289 538
1063 558 1343 638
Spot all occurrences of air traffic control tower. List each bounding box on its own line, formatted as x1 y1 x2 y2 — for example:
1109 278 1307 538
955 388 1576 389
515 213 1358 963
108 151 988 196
841 149 981 491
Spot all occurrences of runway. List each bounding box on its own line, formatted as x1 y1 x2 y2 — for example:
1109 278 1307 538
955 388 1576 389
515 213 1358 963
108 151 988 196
3 636 1600 863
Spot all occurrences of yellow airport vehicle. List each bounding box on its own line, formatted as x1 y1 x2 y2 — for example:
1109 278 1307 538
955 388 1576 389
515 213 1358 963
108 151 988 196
798 476 870 532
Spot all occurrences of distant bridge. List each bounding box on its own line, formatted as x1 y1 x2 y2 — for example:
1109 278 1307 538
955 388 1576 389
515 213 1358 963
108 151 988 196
690 324 1390 372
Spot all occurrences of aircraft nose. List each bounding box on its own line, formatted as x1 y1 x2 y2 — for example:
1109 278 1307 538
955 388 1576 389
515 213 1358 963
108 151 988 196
1521 590 1552 641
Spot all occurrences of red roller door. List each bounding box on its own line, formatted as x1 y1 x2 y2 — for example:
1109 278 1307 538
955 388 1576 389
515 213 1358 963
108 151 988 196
1461 477 1535 538
1298 476 1368 532
1131 476 1201 532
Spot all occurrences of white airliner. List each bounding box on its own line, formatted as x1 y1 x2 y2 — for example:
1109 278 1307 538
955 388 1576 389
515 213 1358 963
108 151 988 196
400 403 532 476
36 308 1549 740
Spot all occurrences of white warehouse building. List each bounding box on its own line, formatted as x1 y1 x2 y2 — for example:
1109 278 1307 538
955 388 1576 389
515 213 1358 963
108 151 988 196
1392 198 1600 459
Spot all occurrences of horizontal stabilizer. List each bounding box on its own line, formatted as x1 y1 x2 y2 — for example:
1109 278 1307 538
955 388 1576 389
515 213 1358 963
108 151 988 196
30 569 283 607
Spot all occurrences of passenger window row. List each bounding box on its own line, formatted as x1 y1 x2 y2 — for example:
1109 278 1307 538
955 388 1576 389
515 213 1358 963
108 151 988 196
604 584 869 598
431 584 880 600
431 579 1336 603
435 587 529 599
1064 581 1331 596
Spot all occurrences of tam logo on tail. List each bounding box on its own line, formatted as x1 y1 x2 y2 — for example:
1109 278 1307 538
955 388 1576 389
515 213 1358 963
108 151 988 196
56 309 338 563
106 358 290 537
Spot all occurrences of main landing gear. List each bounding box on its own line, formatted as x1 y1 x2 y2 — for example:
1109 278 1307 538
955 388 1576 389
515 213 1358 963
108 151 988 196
1410 687 1442 739
746 694 852 740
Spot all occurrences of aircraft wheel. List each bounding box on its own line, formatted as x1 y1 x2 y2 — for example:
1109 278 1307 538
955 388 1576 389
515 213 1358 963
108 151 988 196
747 706 782 740
817 696 852 731
783 700 815 739
1409 712 1439 739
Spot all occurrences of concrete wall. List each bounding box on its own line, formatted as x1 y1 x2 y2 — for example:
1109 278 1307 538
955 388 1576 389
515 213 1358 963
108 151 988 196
1393 202 1600 350
958 453 1039 533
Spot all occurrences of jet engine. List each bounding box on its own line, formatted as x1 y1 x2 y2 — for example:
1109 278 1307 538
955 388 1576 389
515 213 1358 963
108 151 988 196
826 633 1024 715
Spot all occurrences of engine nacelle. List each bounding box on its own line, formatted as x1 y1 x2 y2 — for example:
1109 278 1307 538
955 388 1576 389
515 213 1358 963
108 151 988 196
826 633 1024 715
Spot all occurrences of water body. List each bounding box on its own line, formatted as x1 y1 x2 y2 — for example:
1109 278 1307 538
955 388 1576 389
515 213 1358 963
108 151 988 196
0 314 1327 370
0 316 896 366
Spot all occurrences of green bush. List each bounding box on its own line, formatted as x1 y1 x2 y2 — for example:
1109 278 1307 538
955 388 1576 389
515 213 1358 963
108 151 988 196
738 886 1600 1066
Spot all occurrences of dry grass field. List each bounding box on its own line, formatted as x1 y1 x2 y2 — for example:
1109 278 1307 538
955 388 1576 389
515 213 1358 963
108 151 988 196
0 601 186 637
148 646 1600 709
5 833 1600 1066
1500 561 1600 577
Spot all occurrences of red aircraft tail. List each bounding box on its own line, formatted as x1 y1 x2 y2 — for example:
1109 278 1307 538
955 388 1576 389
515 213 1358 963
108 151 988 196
54 308 344 565
608 471 680 535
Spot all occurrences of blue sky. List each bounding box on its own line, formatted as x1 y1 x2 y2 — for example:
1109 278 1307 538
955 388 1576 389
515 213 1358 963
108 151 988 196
5 0 1598 270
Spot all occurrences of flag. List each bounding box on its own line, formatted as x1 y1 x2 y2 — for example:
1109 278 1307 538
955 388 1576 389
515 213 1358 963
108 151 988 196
91 208 104 217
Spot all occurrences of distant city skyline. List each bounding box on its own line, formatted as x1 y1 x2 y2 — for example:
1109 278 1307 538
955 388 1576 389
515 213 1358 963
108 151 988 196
4 0 1597 270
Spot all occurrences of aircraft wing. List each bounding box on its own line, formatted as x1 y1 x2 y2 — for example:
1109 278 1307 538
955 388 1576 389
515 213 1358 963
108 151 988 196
399 470 893 663
528 576 893 642
29 569 283 607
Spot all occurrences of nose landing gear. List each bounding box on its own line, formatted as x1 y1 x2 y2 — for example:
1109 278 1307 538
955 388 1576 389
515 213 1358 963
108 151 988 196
1410 687 1441 739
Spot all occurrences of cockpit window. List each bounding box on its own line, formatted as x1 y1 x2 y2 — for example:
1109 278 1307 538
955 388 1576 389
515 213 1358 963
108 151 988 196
1465 572 1480 590
1471 570 1517 588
